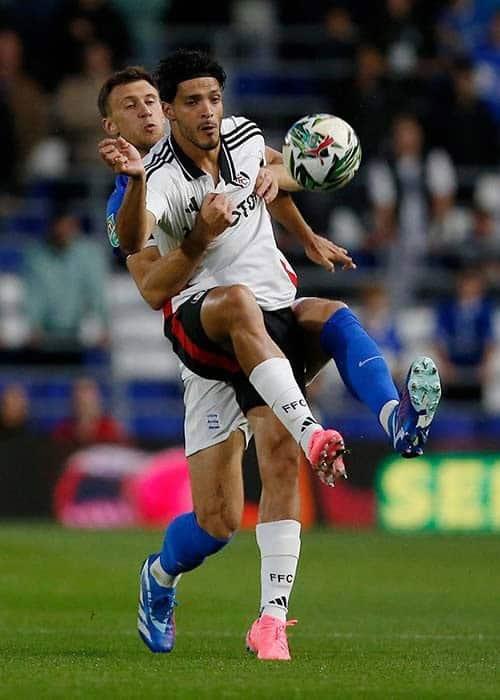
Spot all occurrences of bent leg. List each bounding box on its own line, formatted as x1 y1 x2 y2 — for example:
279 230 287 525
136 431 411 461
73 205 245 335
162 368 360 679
294 298 399 433
158 429 246 579
138 431 245 654
200 285 341 468
292 297 346 382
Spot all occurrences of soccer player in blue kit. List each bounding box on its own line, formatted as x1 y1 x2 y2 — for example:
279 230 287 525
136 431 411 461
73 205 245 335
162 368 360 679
99 56 441 660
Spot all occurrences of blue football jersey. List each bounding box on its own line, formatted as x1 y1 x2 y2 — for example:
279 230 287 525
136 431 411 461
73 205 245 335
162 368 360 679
106 174 128 248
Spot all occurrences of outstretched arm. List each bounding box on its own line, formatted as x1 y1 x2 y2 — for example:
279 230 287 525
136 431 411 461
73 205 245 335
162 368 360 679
264 146 303 193
260 146 355 271
268 191 355 272
99 136 154 254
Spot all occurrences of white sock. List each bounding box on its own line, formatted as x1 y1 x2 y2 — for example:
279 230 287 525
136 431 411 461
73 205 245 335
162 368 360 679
249 357 321 455
151 556 181 588
379 399 399 436
256 519 301 622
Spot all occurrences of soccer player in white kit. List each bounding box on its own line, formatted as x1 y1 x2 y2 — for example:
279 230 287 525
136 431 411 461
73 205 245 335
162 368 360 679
98 64 349 661
98 57 441 660
101 56 350 656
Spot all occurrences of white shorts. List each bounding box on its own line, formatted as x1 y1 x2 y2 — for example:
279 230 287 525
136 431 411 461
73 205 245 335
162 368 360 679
181 364 252 457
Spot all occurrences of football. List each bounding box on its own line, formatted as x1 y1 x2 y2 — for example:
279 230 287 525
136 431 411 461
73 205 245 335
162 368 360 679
282 113 362 192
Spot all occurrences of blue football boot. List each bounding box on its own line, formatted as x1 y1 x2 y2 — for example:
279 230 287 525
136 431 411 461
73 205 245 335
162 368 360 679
138 554 177 653
390 356 442 458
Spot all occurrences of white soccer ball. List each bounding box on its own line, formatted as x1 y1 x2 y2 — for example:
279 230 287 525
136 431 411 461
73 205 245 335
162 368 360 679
282 113 362 192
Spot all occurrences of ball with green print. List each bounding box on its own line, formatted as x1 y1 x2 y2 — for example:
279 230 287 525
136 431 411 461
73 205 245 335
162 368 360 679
282 114 362 192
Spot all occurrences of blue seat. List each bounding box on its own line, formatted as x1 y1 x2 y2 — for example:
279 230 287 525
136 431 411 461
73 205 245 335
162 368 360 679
126 379 182 400
0 246 24 272
131 415 184 441
28 380 73 401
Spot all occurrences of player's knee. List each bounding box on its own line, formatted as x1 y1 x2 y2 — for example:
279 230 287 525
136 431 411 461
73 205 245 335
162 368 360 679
293 298 347 330
195 505 240 540
224 285 260 324
323 299 348 319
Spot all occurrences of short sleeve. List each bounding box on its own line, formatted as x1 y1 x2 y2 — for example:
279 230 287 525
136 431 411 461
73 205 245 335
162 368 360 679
146 176 170 224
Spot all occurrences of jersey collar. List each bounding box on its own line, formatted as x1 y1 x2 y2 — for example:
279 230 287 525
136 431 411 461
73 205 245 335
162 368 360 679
169 133 235 184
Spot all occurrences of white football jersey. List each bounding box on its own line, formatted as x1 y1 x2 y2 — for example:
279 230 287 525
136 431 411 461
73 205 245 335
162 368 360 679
144 116 298 312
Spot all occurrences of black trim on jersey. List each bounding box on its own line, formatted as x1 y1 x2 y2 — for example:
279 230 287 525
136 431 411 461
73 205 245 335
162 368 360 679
145 143 175 182
221 138 237 181
219 138 235 183
145 141 172 171
169 133 238 184
224 119 255 141
170 135 203 181
226 128 263 152
145 140 169 170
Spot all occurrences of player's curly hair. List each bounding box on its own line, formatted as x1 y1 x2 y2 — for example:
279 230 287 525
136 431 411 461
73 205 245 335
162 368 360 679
156 49 226 102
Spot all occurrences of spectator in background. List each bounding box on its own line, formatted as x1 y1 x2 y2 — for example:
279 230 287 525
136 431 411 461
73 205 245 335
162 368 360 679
54 41 114 168
473 9 500 123
0 28 49 186
52 377 127 448
332 44 394 160
0 383 31 439
317 5 359 62
436 0 497 60
433 267 495 403
45 0 133 89
365 0 435 77
358 283 404 378
0 383 59 517
22 211 109 361
161 0 231 54
427 56 499 168
366 112 457 305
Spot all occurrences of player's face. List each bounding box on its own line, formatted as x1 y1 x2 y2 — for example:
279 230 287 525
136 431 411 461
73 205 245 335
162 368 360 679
167 77 223 151
104 80 165 154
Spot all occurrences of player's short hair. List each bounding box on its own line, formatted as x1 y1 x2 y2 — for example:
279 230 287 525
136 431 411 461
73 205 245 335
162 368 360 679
156 49 226 102
97 66 159 117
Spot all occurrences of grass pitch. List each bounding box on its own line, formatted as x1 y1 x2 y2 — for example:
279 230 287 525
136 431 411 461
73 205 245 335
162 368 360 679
0 525 499 699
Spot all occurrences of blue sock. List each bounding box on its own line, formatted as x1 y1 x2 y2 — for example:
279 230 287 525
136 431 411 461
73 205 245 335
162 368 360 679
320 307 399 419
160 511 230 576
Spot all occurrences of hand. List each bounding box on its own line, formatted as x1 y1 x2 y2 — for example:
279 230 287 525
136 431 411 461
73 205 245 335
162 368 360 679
98 137 145 178
254 166 279 203
191 193 234 248
304 233 356 272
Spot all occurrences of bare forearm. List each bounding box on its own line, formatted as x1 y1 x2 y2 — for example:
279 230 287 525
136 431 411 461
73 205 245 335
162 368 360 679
267 191 313 244
127 239 206 310
116 175 150 254
267 163 303 192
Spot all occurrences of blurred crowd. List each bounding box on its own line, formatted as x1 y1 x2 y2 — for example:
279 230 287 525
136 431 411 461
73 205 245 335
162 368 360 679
0 0 499 434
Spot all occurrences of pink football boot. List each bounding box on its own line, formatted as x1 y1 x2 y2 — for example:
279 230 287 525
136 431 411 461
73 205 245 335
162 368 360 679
246 614 297 661
307 429 348 486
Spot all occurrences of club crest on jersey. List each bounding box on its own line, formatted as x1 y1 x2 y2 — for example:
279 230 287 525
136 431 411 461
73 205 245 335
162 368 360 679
232 171 251 189
106 214 119 248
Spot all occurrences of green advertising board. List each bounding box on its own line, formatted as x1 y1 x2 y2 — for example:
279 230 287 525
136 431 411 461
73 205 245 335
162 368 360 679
377 453 500 532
